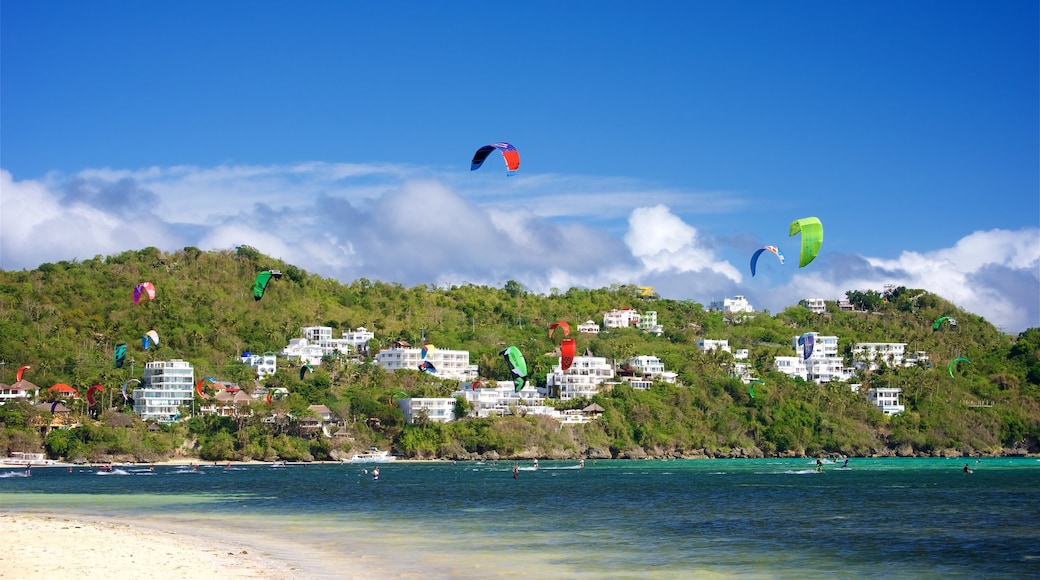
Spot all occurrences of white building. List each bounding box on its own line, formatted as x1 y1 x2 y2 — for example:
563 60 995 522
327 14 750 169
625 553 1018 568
281 338 325 367
603 308 640 329
453 381 592 423
577 320 601 334
343 327 375 353
0 380 35 405
711 295 754 314
241 351 277 379
301 326 353 358
773 333 854 384
852 342 908 371
545 355 615 401
454 381 550 418
375 344 479 381
806 298 827 314
134 359 194 423
867 387 905 416
627 355 677 384
398 397 456 423
696 339 731 353
904 351 930 367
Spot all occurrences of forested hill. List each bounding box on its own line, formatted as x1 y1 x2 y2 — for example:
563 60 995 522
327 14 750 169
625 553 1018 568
1 245 1038 461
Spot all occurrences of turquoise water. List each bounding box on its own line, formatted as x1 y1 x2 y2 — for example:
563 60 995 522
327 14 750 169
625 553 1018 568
3 457 1039 578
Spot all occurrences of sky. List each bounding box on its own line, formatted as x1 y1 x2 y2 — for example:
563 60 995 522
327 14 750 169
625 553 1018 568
1 1 1038 333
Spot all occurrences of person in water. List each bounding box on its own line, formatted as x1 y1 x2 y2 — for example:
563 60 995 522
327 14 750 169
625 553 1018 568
512 463 520 479
816 458 824 472
372 467 380 480
842 458 849 468
963 464 973 474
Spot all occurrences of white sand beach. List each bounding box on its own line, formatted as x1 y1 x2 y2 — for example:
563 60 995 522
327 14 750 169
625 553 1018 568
0 513 358 580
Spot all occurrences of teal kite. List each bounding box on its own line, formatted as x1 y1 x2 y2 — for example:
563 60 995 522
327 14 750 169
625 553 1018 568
949 357 970 378
253 270 283 301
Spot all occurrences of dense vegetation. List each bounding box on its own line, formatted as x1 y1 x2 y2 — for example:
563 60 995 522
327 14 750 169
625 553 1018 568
1 246 1038 463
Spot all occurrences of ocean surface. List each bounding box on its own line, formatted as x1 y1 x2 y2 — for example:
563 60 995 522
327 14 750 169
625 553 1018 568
3 457 1039 579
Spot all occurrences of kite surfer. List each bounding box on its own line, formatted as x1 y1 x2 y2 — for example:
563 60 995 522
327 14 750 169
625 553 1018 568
963 464 973 474
372 467 380 481
512 463 519 479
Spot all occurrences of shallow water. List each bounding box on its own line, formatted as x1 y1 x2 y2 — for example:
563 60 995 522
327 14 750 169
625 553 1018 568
3 457 1039 578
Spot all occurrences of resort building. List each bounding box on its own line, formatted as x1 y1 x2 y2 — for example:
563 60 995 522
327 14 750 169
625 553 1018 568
451 381 594 424
545 354 616 401
0 380 37 405
281 339 325 367
342 327 376 354
134 359 195 423
806 298 827 314
867 386 905 416
241 351 277 379
710 295 754 314
696 339 731 353
626 355 677 384
397 397 456 424
636 311 664 336
453 381 547 418
603 308 641 329
852 342 908 371
374 343 479 381
281 326 376 366
301 326 353 358
198 383 253 418
577 320 601 334
773 333 854 384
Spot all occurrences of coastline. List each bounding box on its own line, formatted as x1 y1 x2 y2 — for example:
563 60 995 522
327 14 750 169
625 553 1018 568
0 512 385 580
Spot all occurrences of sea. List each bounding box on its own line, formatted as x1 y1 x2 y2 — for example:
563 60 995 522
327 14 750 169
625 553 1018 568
2 457 1039 579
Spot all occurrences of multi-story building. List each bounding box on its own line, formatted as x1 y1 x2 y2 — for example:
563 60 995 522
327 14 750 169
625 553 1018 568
637 311 664 335
710 295 754 314
451 381 592 423
852 342 908 370
375 343 479 381
343 327 376 354
134 359 194 423
867 387 905 416
241 351 277 379
806 298 827 314
696 339 731 353
281 338 325 366
603 308 641 329
198 384 253 418
545 355 616 401
398 397 456 423
301 326 352 358
626 355 677 384
577 320 601 334
0 380 36 405
773 333 854 384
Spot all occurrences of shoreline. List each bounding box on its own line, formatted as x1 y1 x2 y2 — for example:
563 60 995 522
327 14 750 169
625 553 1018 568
0 512 384 580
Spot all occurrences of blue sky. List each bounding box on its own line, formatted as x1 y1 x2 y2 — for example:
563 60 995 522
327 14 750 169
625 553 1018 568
2 1 1038 332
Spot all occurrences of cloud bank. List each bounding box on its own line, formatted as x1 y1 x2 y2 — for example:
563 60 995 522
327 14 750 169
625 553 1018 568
2 166 1037 333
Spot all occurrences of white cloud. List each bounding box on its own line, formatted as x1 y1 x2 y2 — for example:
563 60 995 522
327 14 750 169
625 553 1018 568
624 205 743 282
2 166 1036 334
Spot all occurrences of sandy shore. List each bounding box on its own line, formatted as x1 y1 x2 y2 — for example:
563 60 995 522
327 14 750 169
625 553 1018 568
0 513 315 579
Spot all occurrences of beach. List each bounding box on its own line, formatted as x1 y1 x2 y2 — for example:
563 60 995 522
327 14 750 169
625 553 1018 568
0 513 356 580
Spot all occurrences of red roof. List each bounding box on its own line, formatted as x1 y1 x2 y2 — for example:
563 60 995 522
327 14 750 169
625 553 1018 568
48 383 78 394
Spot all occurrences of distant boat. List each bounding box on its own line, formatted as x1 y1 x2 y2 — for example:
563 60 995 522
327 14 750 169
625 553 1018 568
347 449 396 463
0 452 60 468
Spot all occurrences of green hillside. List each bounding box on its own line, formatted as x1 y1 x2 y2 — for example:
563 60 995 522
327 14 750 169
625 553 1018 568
1 246 1038 463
